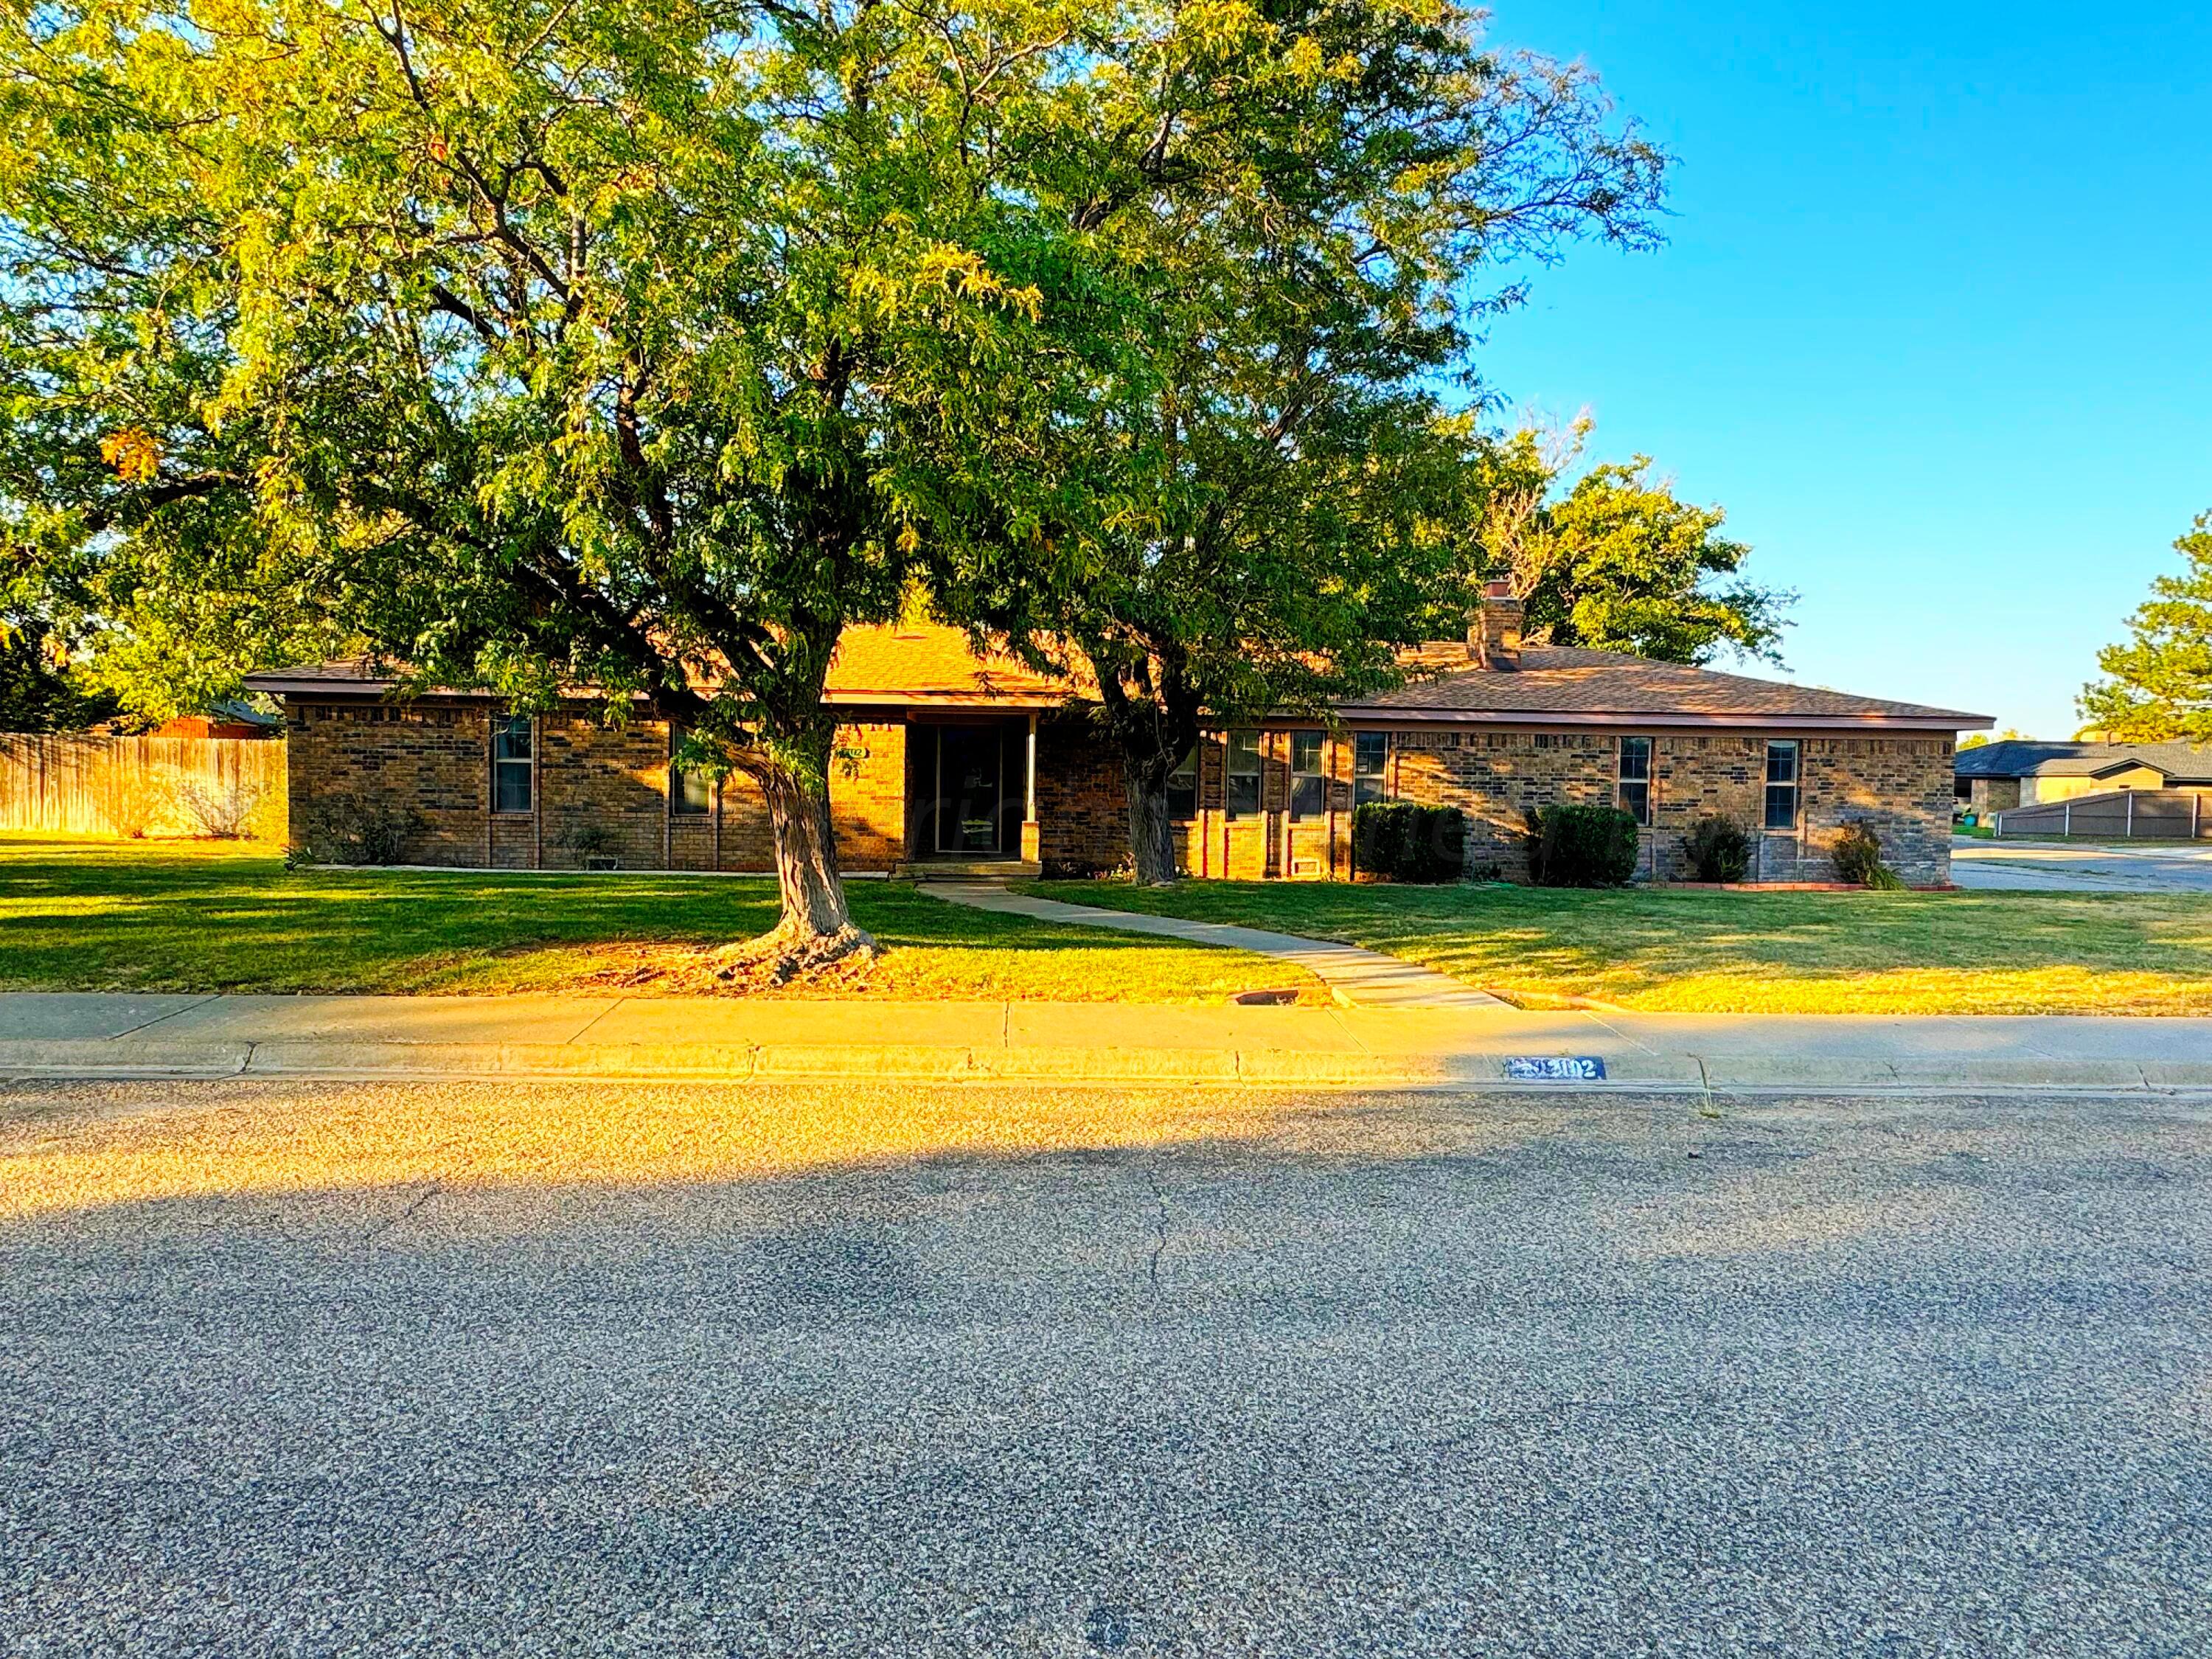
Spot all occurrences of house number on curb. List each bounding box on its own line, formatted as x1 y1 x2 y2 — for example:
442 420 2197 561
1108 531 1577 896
1503 1056 1607 1082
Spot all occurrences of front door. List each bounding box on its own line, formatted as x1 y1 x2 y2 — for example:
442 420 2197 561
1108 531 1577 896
936 726 1006 854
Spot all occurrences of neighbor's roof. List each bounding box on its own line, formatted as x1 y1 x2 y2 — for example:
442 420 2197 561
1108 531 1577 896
1952 739 2212 781
245 626 1988 731
1337 642 1989 732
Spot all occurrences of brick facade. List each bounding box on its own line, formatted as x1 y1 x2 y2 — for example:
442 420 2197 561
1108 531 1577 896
287 700 911 872
282 698 1955 886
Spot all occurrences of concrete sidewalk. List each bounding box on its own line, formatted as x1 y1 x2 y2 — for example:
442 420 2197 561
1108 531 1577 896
4 991 2211 1093
924 880 1503 1008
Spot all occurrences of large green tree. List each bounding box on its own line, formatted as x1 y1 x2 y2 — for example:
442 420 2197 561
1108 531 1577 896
1 0 1127 965
947 7 1667 883
1481 425 1789 665
2079 509 2212 742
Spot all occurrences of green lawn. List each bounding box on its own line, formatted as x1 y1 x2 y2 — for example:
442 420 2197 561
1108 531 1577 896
1027 877 2212 1015
0 838 1318 1002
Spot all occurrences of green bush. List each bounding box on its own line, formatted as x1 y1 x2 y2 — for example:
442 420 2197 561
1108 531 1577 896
1683 815 1752 883
292 793 421 867
1352 802 1466 883
1526 803 1640 887
1830 820 1905 889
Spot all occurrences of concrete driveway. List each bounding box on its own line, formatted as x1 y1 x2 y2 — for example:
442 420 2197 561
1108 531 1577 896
1952 834 2212 892
3 1078 2207 1657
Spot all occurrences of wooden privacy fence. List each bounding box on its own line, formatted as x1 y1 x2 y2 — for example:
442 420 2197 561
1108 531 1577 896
0 733 288 840
1992 787 2210 841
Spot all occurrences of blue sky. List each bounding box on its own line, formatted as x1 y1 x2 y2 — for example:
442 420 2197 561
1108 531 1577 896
1475 1 2211 737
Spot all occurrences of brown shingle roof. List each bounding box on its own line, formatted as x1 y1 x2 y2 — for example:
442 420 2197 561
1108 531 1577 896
243 625 1081 708
1338 643 1987 730
246 630 1987 731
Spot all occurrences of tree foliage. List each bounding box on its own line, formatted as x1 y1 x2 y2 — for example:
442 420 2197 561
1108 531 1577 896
2079 510 2212 743
1 0 1125 955
944 7 1668 880
1482 425 1790 666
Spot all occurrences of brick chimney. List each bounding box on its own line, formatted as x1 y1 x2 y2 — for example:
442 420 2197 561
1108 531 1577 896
1469 576 1523 670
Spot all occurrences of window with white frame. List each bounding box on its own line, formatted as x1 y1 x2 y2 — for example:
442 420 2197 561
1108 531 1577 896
492 716 532 813
1225 731 1262 819
1764 740 1800 830
1618 736 1652 826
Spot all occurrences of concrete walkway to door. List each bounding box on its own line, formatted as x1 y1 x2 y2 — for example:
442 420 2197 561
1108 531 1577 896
921 881 1506 1009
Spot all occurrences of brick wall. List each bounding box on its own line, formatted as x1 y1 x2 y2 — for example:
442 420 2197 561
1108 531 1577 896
285 698 1955 886
1967 776 2019 813
1036 712 1127 873
285 701 909 872
288 701 492 866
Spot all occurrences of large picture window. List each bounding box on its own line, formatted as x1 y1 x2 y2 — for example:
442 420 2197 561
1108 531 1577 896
1618 736 1652 826
1289 730 1325 821
1764 740 1800 830
1225 731 1262 819
1166 747 1198 822
492 716 532 813
1352 731 1389 806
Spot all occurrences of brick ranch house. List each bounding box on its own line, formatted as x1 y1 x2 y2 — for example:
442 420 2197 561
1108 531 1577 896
246 592 1991 886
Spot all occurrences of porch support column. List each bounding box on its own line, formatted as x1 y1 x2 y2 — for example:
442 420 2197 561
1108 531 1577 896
1020 712 1041 863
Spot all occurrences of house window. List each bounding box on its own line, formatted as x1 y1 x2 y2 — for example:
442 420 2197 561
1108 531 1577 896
1618 736 1652 826
1225 730 1262 819
1166 747 1198 822
492 715 532 813
1353 731 1390 806
671 765 713 815
1764 740 1800 830
1290 730 1325 820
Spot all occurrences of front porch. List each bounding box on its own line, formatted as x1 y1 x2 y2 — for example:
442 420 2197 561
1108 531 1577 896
888 714 1043 880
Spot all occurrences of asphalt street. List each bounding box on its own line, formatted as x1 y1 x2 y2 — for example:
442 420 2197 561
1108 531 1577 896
1951 835 2212 892
2 1078 2207 1657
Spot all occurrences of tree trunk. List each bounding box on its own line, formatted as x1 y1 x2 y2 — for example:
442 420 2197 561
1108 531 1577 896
1124 758 1178 886
724 746 877 979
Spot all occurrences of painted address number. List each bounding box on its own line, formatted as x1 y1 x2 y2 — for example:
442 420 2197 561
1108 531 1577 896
1502 1056 1607 1082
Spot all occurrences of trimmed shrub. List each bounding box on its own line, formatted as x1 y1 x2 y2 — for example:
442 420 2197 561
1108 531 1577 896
1526 803 1640 888
1352 802 1467 883
1683 815 1753 883
1831 820 1905 889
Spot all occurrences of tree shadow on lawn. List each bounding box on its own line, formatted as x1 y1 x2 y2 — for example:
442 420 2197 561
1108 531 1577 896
0 845 1266 995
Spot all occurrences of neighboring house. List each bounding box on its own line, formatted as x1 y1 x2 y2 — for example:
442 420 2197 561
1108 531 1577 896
245 590 1990 886
1953 741 2212 813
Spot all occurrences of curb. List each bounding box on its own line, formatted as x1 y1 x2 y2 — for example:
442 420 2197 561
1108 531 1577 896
3 1040 2211 1095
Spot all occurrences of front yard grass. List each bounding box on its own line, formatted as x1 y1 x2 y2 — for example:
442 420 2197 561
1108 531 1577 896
0 838 1318 1002
1027 877 2212 1015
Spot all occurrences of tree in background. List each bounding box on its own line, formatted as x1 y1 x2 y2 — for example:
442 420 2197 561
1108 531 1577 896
2079 510 2212 742
1481 422 1790 665
2 0 1138 968
0 615 115 731
951 7 1666 883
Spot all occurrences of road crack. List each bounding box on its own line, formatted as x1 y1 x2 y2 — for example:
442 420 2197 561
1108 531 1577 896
362 1179 443 1245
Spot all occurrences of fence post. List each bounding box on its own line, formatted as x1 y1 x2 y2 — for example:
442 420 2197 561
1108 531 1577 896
2126 791 2135 838
2062 801 2070 839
